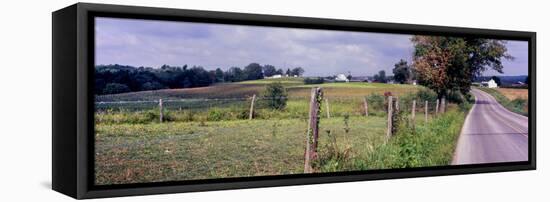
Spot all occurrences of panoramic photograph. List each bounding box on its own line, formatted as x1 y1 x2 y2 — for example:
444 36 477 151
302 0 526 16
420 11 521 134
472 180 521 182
93 17 529 185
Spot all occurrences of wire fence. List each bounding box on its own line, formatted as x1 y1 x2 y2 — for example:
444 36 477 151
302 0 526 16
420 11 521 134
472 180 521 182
95 95 446 118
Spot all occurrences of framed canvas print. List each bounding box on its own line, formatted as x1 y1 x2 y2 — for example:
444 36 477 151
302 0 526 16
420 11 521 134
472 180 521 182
52 3 536 199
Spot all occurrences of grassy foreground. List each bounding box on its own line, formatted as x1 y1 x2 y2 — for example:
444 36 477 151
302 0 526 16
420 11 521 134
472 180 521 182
95 105 467 185
95 116 387 185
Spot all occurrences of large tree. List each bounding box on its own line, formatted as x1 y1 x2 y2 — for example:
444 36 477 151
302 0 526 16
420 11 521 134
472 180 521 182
373 70 387 83
290 67 305 77
244 63 264 80
411 36 512 98
392 59 412 84
262 64 277 77
225 67 245 82
214 68 225 82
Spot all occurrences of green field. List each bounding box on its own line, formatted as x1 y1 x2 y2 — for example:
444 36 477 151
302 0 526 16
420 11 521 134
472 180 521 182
95 78 466 185
96 78 420 102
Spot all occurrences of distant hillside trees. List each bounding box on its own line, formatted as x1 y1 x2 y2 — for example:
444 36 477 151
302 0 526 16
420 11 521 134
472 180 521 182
491 76 502 86
95 64 213 95
224 67 246 82
392 59 412 84
95 63 297 95
102 83 131 94
304 77 325 84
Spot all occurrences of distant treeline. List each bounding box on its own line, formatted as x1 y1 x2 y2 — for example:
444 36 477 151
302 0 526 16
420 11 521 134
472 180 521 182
95 64 305 95
474 75 528 87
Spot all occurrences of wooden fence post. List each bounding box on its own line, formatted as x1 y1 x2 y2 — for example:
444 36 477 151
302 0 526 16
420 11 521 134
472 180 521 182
411 100 416 121
395 96 400 112
363 97 369 117
159 99 163 122
249 94 256 120
441 97 446 113
386 96 393 139
304 87 323 173
325 98 330 118
435 99 440 114
424 100 428 123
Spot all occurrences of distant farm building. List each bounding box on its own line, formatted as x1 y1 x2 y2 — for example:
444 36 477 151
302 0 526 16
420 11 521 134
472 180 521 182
267 74 283 79
335 74 349 82
481 79 498 88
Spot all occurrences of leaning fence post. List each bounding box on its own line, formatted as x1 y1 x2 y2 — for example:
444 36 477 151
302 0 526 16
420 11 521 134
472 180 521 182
249 94 256 120
435 99 440 114
386 96 393 139
441 97 446 113
363 97 369 117
304 87 323 173
411 100 416 121
325 98 330 118
159 99 164 122
424 100 428 123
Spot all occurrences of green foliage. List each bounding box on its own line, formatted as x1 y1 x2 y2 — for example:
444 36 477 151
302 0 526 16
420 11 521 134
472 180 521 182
303 77 325 84
392 59 412 84
365 93 385 115
415 88 438 102
214 68 225 82
95 116 387 184
95 63 297 95
412 36 512 97
290 67 305 77
141 81 165 91
316 130 353 172
263 82 288 110
365 107 467 169
373 70 387 83
244 63 264 80
102 83 131 94
224 66 246 82
262 65 277 77
207 108 226 121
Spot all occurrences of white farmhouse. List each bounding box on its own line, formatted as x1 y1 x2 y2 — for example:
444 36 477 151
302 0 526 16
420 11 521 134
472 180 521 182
335 74 349 82
481 79 498 88
267 74 283 79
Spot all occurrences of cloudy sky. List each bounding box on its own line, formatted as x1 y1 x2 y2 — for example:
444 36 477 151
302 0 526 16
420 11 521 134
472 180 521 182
95 17 528 77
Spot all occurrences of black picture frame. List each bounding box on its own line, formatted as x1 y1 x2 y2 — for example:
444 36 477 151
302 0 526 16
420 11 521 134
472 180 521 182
52 2 536 199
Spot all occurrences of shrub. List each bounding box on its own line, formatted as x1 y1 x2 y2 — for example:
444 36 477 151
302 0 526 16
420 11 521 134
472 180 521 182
365 93 385 112
316 130 353 172
416 88 437 102
207 108 227 121
263 82 288 110
447 90 466 104
510 98 527 113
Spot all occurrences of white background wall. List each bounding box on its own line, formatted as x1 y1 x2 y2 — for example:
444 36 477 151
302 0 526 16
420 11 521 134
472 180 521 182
0 0 547 201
